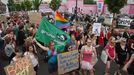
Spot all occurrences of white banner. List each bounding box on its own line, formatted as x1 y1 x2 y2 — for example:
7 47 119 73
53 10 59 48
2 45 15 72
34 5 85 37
118 18 133 26
92 23 102 36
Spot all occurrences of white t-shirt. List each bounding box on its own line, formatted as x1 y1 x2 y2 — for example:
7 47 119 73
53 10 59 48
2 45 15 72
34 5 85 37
24 52 38 67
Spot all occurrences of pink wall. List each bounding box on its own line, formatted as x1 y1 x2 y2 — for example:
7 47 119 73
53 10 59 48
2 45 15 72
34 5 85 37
59 0 134 14
129 4 134 14
120 5 130 14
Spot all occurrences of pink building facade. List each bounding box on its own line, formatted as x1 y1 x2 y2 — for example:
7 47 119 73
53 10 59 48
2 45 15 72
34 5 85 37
59 0 134 15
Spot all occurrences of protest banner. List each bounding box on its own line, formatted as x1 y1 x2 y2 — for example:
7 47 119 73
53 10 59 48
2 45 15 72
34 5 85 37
92 23 101 36
29 12 42 24
4 57 35 75
58 50 79 75
118 18 133 26
35 17 70 52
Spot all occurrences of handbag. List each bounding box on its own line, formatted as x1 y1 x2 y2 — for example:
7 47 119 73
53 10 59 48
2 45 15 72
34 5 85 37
101 50 108 64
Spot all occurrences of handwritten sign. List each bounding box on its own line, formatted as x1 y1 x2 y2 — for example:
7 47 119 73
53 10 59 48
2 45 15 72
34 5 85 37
92 23 101 36
4 57 35 75
29 12 42 24
118 18 133 26
58 50 79 75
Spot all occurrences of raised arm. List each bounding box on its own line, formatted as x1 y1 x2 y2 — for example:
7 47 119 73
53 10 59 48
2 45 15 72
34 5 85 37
34 39 49 51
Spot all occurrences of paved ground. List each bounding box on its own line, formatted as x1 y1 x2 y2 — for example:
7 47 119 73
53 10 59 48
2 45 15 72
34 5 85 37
0 46 129 75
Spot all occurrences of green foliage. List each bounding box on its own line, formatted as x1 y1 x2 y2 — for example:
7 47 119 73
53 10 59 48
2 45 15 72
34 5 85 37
24 0 32 11
7 0 15 11
104 0 127 14
84 0 96 4
32 0 42 11
49 0 61 11
15 4 21 11
21 2 26 11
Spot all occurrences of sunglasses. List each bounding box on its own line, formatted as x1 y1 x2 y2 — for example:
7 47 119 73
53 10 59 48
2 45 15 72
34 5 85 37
68 47 73 49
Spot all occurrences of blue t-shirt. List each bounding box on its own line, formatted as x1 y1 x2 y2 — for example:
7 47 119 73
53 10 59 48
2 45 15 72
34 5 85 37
48 48 57 64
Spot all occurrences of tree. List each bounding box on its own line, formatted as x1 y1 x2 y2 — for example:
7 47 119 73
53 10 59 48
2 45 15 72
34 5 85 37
49 0 61 11
24 0 32 11
15 4 21 11
21 2 26 11
7 0 15 11
32 0 42 11
104 0 127 27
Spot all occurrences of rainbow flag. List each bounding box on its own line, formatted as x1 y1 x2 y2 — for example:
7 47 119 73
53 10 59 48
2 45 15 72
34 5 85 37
55 11 70 28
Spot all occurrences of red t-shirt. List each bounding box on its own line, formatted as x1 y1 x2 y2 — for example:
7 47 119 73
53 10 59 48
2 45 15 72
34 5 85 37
107 31 111 40
105 44 115 58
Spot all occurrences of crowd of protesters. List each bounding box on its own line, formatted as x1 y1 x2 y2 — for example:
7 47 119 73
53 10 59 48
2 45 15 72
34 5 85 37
0 11 134 75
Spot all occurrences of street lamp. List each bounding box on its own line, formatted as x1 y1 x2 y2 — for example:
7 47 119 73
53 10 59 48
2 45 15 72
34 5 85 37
75 0 78 21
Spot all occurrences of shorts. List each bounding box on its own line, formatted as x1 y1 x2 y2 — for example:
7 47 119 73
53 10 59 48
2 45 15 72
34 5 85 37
48 63 57 73
81 61 93 70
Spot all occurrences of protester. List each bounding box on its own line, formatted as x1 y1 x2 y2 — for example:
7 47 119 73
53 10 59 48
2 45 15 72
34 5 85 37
10 48 23 64
64 44 76 75
34 40 57 75
24 45 39 75
129 43 134 57
80 38 97 75
69 33 77 50
115 38 129 75
98 28 104 45
77 33 85 51
4 34 15 63
16 25 26 52
105 36 116 75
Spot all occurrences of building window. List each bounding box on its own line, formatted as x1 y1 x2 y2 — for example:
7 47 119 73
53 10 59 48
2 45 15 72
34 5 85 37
83 0 96 4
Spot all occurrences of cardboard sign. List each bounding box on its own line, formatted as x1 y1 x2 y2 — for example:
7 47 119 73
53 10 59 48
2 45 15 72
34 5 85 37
92 23 102 36
4 57 35 75
58 50 79 75
118 18 133 26
0 15 6 22
29 12 42 24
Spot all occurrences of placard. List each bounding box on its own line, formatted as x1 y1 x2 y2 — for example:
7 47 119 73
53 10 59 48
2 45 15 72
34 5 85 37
4 57 35 75
29 12 42 24
118 18 133 26
58 50 79 75
92 23 101 36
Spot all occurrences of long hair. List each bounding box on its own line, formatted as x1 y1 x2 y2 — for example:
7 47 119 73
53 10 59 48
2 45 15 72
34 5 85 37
64 44 72 52
27 45 37 57
108 36 116 46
